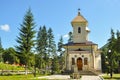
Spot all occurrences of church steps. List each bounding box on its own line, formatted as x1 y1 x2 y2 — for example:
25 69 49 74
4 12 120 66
78 71 97 75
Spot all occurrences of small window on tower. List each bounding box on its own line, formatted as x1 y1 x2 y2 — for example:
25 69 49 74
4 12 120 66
78 27 81 33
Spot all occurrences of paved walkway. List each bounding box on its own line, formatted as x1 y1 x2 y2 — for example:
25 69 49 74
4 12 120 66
38 75 70 79
81 75 102 80
37 75 103 80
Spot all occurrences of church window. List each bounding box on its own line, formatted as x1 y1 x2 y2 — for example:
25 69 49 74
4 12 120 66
82 55 84 57
72 58 75 65
78 27 81 33
84 58 88 65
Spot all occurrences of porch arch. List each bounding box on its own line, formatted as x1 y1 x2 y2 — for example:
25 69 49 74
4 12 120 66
77 57 83 70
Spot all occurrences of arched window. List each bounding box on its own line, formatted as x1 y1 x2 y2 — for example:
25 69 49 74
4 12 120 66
78 27 81 33
84 58 88 65
72 58 75 65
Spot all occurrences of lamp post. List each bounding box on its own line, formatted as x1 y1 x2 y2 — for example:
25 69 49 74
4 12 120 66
108 49 113 78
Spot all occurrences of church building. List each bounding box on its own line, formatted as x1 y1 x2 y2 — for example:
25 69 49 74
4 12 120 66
63 11 101 73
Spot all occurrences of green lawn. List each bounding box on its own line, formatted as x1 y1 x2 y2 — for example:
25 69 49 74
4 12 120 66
0 74 47 80
102 74 120 80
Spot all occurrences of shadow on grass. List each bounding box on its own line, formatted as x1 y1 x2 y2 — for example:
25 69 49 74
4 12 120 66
103 74 120 80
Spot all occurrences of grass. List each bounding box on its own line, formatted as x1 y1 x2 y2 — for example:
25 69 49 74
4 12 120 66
102 74 120 80
0 74 47 80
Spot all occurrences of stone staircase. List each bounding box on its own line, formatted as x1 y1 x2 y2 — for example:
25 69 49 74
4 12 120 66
78 71 97 75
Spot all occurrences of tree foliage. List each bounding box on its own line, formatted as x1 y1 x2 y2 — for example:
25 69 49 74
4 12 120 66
0 37 4 62
47 28 56 57
57 36 65 71
51 55 59 74
36 26 59 74
36 26 48 71
16 9 36 74
57 36 63 56
101 29 120 78
2 47 19 64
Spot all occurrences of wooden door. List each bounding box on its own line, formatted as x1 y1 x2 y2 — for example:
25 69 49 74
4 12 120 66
77 58 82 70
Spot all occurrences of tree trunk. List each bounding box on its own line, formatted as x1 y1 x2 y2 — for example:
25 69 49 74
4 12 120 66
110 68 112 78
33 65 36 77
25 65 28 75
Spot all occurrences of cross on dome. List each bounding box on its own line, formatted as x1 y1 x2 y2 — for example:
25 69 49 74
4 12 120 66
78 8 80 12
78 8 81 16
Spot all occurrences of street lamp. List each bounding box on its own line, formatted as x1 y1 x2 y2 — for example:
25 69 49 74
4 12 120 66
108 50 111 53
108 49 113 78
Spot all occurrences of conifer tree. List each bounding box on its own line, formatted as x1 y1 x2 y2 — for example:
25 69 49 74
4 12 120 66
57 36 65 71
51 53 59 74
0 38 2 49
16 9 36 75
0 37 3 62
115 30 120 72
47 28 56 72
36 26 48 74
58 36 63 56
107 29 118 78
3 47 19 64
47 28 56 57
116 30 120 54
36 27 43 70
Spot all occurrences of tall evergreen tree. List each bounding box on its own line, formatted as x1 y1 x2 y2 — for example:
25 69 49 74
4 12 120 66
57 36 65 71
0 37 3 62
47 28 56 57
0 38 2 49
47 28 56 73
108 29 116 49
58 36 63 56
107 29 118 78
115 30 120 72
16 9 36 75
101 47 108 73
51 55 59 74
36 27 43 70
116 30 120 53
36 26 48 74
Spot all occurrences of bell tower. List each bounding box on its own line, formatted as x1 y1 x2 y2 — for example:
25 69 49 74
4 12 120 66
71 10 90 43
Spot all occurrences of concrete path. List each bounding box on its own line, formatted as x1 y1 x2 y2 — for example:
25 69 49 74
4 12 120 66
38 75 70 80
37 75 102 80
81 75 102 80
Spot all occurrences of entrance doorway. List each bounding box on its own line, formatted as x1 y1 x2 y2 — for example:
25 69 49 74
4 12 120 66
77 57 82 70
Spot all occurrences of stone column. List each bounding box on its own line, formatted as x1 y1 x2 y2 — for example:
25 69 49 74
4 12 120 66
74 56 78 72
93 51 95 69
82 57 84 71
66 53 69 70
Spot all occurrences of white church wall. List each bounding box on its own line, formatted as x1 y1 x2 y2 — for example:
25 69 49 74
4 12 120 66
72 23 88 43
68 53 91 71
95 53 101 70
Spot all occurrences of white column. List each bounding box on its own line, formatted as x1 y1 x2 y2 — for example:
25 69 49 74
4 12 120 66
74 56 78 72
82 57 84 71
66 53 69 70
93 52 96 69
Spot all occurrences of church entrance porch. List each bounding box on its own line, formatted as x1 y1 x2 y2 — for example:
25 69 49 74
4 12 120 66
77 57 82 70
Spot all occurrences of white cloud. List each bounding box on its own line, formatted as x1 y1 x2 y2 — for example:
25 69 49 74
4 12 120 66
0 24 10 32
63 34 69 38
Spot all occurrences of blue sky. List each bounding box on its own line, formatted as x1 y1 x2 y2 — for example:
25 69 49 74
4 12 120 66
0 0 120 49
